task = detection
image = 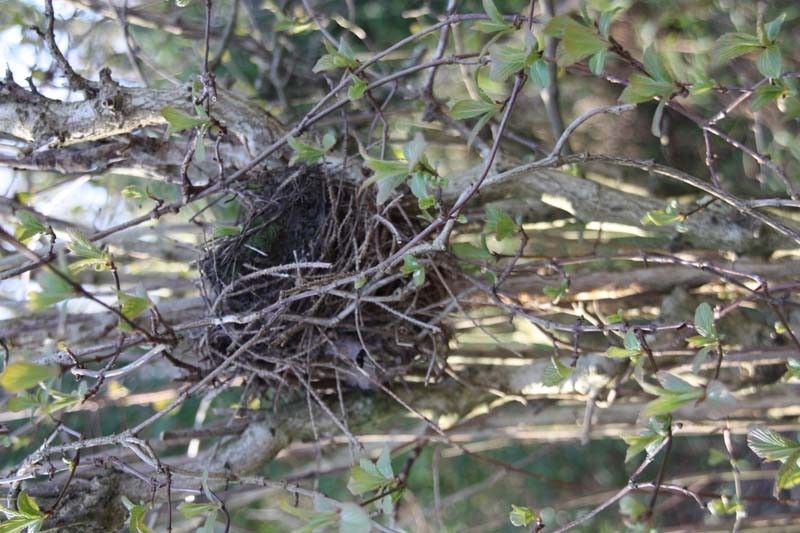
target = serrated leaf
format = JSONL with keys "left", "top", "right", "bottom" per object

{"left": 161, "top": 106, "right": 207, "bottom": 134}
{"left": 641, "top": 391, "right": 699, "bottom": 417}
{"left": 360, "top": 158, "right": 408, "bottom": 204}
{"left": 68, "top": 231, "right": 103, "bottom": 261}
{"left": 776, "top": 449, "right": 800, "bottom": 489}
{"left": 1, "top": 362, "right": 59, "bottom": 393}
{"left": 620, "top": 73, "right": 675, "bottom": 103}
{"left": 757, "top": 45, "right": 782, "bottom": 79}
{"left": 449, "top": 99, "right": 498, "bottom": 119}
{"left": 482, "top": 0, "right": 507, "bottom": 27}
{"left": 490, "top": 45, "right": 528, "bottom": 82}
{"left": 747, "top": 427, "right": 800, "bottom": 462}
{"left": 714, "top": 33, "right": 762, "bottom": 64}
{"left": 347, "top": 464, "right": 389, "bottom": 495}
{"left": 559, "top": 23, "right": 606, "bottom": 66}
{"left": 14, "top": 212, "right": 47, "bottom": 243}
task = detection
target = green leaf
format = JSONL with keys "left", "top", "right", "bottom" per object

{"left": 598, "top": 7, "right": 625, "bottom": 38}
{"left": 177, "top": 502, "right": 218, "bottom": 519}
{"left": 558, "top": 23, "right": 607, "bottom": 66}
{"left": 175, "top": 0, "right": 192, "bottom": 6}
{"left": 312, "top": 41, "right": 358, "bottom": 72}
{"left": 619, "top": 495, "right": 648, "bottom": 520}
{"left": 641, "top": 391, "right": 700, "bottom": 417}
{"left": 643, "top": 45, "right": 672, "bottom": 83}
{"left": 747, "top": 427, "right": 800, "bottom": 462}
{"left": 529, "top": 58, "right": 550, "bottom": 88}
{"left": 401, "top": 254, "right": 425, "bottom": 287}
{"left": 450, "top": 242, "right": 491, "bottom": 261}
{"left": 0, "top": 516, "right": 42, "bottom": 533}
{"left": 509, "top": 505, "right": 540, "bottom": 527}
{"left": 161, "top": 106, "right": 207, "bottom": 135}
{"left": 15, "top": 491, "right": 42, "bottom": 519}
{"left": 68, "top": 231, "right": 109, "bottom": 272}
{"left": 713, "top": 33, "right": 762, "bottom": 63}
{"left": 703, "top": 380, "right": 737, "bottom": 419}
{"left": 786, "top": 357, "right": 800, "bottom": 379}
{"left": 757, "top": 45, "right": 782, "bottom": 79}
{"left": 606, "top": 346, "right": 641, "bottom": 358}
{"left": 694, "top": 303, "right": 716, "bottom": 339}
{"left": 623, "top": 417, "right": 670, "bottom": 463}
{"left": 213, "top": 224, "right": 243, "bottom": 238}
{"left": 403, "top": 133, "right": 427, "bottom": 172}
{"left": 348, "top": 76, "right": 368, "bottom": 100}
{"left": 484, "top": 206, "right": 516, "bottom": 241}
{"left": 490, "top": 45, "right": 528, "bottom": 82}
{"left": 118, "top": 292, "right": 150, "bottom": 322}
{"left": 339, "top": 503, "right": 372, "bottom": 533}
{"left": 641, "top": 200, "right": 684, "bottom": 226}
{"left": 1, "top": 362, "right": 59, "bottom": 392}
{"left": 542, "top": 355, "right": 573, "bottom": 386}
{"left": 764, "top": 13, "right": 786, "bottom": 42}
{"left": 588, "top": 47, "right": 607, "bottom": 75}
{"left": 623, "top": 330, "right": 641, "bottom": 351}
{"left": 751, "top": 82, "right": 787, "bottom": 110}
{"left": 121, "top": 497, "right": 155, "bottom": 533}
{"left": 347, "top": 462, "right": 390, "bottom": 495}
{"left": 776, "top": 449, "right": 800, "bottom": 489}
{"left": 449, "top": 99, "right": 498, "bottom": 120}
{"left": 707, "top": 495, "right": 743, "bottom": 516}
{"left": 376, "top": 446, "right": 394, "bottom": 478}
{"left": 360, "top": 158, "right": 409, "bottom": 204}
{"left": 543, "top": 279, "right": 569, "bottom": 304}
{"left": 287, "top": 136, "right": 328, "bottom": 166}
{"left": 14, "top": 212, "right": 47, "bottom": 243}
{"left": 620, "top": 73, "right": 675, "bottom": 103}
{"left": 468, "top": 110, "right": 497, "bottom": 148}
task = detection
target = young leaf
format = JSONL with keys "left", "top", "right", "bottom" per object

{"left": 348, "top": 76, "right": 368, "bottom": 100}
{"left": 161, "top": 106, "right": 207, "bottom": 135}
{"left": 312, "top": 41, "right": 358, "bottom": 73}
{"left": 489, "top": 45, "right": 528, "bottom": 82}
{"left": 509, "top": 505, "right": 540, "bottom": 527}
{"left": 15, "top": 491, "right": 42, "bottom": 519}
{"left": 713, "top": 33, "right": 761, "bottom": 64}
{"left": 449, "top": 99, "right": 498, "bottom": 120}
{"left": 0, "top": 362, "right": 58, "bottom": 393}
{"left": 620, "top": 73, "right": 675, "bottom": 103}
{"left": 751, "top": 82, "right": 787, "bottom": 110}
{"left": 588, "top": 47, "right": 607, "bottom": 75}
{"left": 747, "top": 427, "right": 800, "bottom": 462}
{"left": 484, "top": 206, "right": 516, "bottom": 241}
{"left": 543, "top": 279, "right": 569, "bottom": 304}
{"left": 376, "top": 446, "right": 394, "bottom": 479}
{"left": 121, "top": 497, "right": 155, "bottom": 533}
{"left": 559, "top": 23, "right": 606, "bottom": 66}
{"left": 287, "top": 136, "right": 328, "bottom": 165}
{"left": 542, "top": 355, "right": 573, "bottom": 386}
{"left": 450, "top": 242, "right": 491, "bottom": 261}
{"left": 360, "top": 158, "right": 408, "bottom": 204}
{"left": 477, "top": 0, "right": 512, "bottom": 33}
{"left": 14, "top": 212, "right": 47, "bottom": 243}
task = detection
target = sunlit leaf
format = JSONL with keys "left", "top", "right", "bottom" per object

{"left": 1, "top": 363, "right": 59, "bottom": 393}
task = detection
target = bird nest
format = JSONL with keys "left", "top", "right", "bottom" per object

{"left": 197, "top": 164, "right": 454, "bottom": 395}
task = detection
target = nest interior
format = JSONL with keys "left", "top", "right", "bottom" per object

{"left": 197, "top": 164, "right": 454, "bottom": 395}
